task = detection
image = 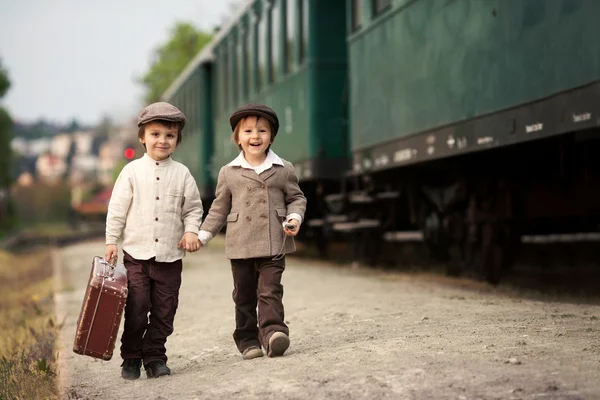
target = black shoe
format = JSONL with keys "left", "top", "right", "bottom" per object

{"left": 145, "top": 360, "right": 171, "bottom": 378}
{"left": 120, "top": 358, "right": 142, "bottom": 380}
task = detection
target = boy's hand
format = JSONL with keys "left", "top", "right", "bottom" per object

{"left": 178, "top": 232, "right": 201, "bottom": 252}
{"left": 283, "top": 219, "right": 300, "bottom": 237}
{"left": 105, "top": 245, "right": 118, "bottom": 264}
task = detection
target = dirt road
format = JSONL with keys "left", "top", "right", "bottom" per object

{"left": 54, "top": 237, "right": 599, "bottom": 400}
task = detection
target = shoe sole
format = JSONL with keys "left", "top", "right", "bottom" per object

{"left": 267, "top": 333, "right": 290, "bottom": 357}
{"left": 146, "top": 370, "right": 170, "bottom": 379}
{"left": 242, "top": 349, "right": 264, "bottom": 360}
{"left": 121, "top": 373, "right": 140, "bottom": 380}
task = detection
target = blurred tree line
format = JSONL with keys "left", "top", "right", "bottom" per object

{"left": 139, "top": 22, "right": 213, "bottom": 104}
{"left": 0, "top": 59, "right": 15, "bottom": 237}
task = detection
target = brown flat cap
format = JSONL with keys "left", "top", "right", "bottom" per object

{"left": 137, "top": 102, "right": 186, "bottom": 128}
{"left": 230, "top": 104, "right": 279, "bottom": 135}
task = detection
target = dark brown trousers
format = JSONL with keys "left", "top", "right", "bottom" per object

{"left": 120, "top": 251, "right": 182, "bottom": 365}
{"left": 230, "top": 256, "right": 288, "bottom": 354}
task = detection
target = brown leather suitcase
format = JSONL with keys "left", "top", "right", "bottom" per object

{"left": 73, "top": 256, "right": 128, "bottom": 360}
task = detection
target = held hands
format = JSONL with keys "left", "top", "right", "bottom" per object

{"left": 105, "top": 244, "right": 118, "bottom": 264}
{"left": 283, "top": 219, "right": 301, "bottom": 237}
{"left": 178, "top": 232, "right": 202, "bottom": 253}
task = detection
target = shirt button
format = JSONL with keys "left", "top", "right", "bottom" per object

{"left": 156, "top": 163, "right": 159, "bottom": 166}
{"left": 156, "top": 177, "right": 160, "bottom": 181}
{"left": 155, "top": 217, "right": 158, "bottom": 221}
{"left": 245, "top": 216, "right": 251, "bottom": 222}
{"left": 156, "top": 196, "right": 159, "bottom": 200}
{"left": 155, "top": 239, "right": 159, "bottom": 242}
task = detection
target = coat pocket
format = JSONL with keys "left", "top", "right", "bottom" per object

{"left": 275, "top": 208, "right": 286, "bottom": 221}
{"left": 227, "top": 212, "right": 239, "bottom": 222}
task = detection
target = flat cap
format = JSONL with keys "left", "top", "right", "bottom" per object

{"left": 137, "top": 102, "right": 186, "bottom": 128}
{"left": 230, "top": 104, "right": 279, "bottom": 135}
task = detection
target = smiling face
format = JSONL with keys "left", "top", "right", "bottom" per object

{"left": 234, "top": 116, "right": 273, "bottom": 164}
{"left": 139, "top": 122, "right": 179, "bottom": 161}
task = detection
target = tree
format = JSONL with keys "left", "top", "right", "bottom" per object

{"left": 139, "top": 22, "right": 213, "bottom": 104}
{"left": 0, "top": 59, "right": 15, "bottom": 235}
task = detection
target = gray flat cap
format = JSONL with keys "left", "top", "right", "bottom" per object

{"left": 230, "top": 103, "right": 279, "bottom": 136}
{"left": 137, "top": 102, "right": 186, "bottom": 128}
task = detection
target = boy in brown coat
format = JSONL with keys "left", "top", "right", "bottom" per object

{"left": 199, "top": 104, "right": 307, "bottom": 360}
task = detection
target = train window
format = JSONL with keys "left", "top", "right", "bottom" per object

{"left": 285, "top": 0, "right": 294, "bottom": 74}
{"left": 258, "top": 14, "right": 267, "bottom": 90}
{"left": 372, "top": 0, "right": 391, "bottom": 17}
{"left": 230, "top": 37, "right": 238, "bottom": 105}
{"left": 215, "top": 48, "right": 221, "bottom": 115}
{"left": 223, "top": 47, "right": 229, "bottom": 111}
{"left": 298, "top": 0, "right": 308, "bottom": 64}
{"left": 271, "top": 0, "right": 280, "bottom": 83}
{"left": 239, "top": 27, "right": 248, "bottom": 99}
{"left": 351, "top": 0, "right": 362, "bottom": 31}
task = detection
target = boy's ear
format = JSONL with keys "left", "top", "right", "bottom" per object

{"left": 139, "top": 137, "right": 144, "bottom": 144}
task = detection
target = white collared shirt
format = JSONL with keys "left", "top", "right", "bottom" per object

{"left": 106, "top": 153, "right": 203, "bottom": 262}
{"left": 198, "top": 150, "right": 302, "bottom": 245}
{"left": 228, "top": 149, "right": 284, "bottom": 175}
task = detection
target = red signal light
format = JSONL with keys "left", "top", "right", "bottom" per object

{"left": 124, "top": 148, "right": 135, "bottom": 160}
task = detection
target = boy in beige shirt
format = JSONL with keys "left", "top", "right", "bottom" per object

{"left": 105, "top": 102, "right": 203, "bottom": 380}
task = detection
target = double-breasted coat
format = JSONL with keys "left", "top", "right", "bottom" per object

{"left": 200, "top": 159, "right": 307, "bottom": 259}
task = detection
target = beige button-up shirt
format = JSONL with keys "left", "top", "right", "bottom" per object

{"left": 106, "top": 153, "right": 203, "bottom": 262}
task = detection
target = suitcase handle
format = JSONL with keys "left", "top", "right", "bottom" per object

{"left": 98, "top": 257, "right": 117, "bottom": 281}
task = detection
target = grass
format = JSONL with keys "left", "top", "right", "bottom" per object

{"left": 0, "top": 249, "right": 59, "bottom": 400}
{"left": 18, "top": 222, "right": 73, "bottom": 237}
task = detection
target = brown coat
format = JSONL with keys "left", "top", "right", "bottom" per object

{"left": 200, "top": 160, "right": 307, "bottom": 259}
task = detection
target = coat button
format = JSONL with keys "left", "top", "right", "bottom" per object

{"left": 261, "top": 184, "right": 266, "bottom": 189}
{"left": 245, "top": 216, "right": 251, "bottom": 221}
{"left": 246, "top": 186, "right": 251, "bottom": 191}
{"left": 245, "top": 200, "right": 250, "bottom": 206}
{"left": 260, "top": 214, "right": 267, "bottom": 219}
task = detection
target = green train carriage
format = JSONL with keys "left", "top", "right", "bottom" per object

{"left": 333, "top": 0, "right": 600, "bottom": 283}
{"left": 209, "top": 0, "right": 349, "bottom": 222}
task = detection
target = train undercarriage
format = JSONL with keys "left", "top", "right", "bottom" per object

{"left": 303, "top": 129, "right": 600, "bottom": 284}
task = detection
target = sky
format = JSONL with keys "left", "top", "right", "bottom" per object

{"left": 0, "top": 0, "right": 235, "bottom": 126}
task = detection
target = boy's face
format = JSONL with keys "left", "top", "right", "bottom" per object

{"left": 140, "top": 122, "right": 178, "bottom": 161}
{"left": 237, "top": 116, "right": 272, "bottom": 158}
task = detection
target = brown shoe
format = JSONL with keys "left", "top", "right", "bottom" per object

{"left": 267, "top": 332, "right": 290, "bottom": 357}
{"left": 242, "top": 346, "right": 264, "bottom": 360}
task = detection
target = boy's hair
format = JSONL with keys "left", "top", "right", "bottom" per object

{"left": 138, "top": 120, "right": 183, "bottom": 147}
{"left": 231, "top": 116, "right": 276, "bottom": 153}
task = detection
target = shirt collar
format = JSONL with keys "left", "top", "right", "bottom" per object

{"left": 228, "top": 150, "right": 284, "bottom": 169}
{"left": 143, "top": 152, "right": 172, "bottom": 166}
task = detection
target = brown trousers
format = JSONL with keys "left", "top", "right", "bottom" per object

{"left": 230, "top": 256, "right": 288, "bottom": 354}
{"left": 120, "top": 251, "right": 182, "bottom": 365}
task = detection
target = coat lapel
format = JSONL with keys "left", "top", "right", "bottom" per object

{"left": 259, "top": 168, "right": 277, "bottom": 182}
{"left": 241, "top": 169, "right": 264, "bottom": 183}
